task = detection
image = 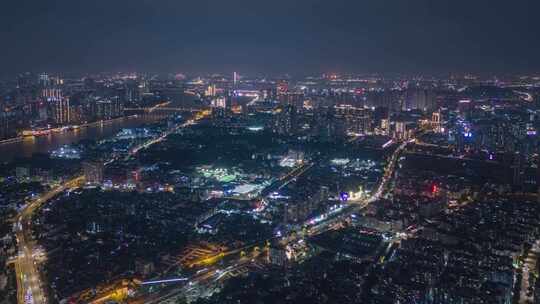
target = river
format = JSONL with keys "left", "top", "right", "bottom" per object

{"left": 0, "top": 115, "right": 159, "bottom": 163}
{"left": 0, "top": 92, "right": 201, "bottom": 163}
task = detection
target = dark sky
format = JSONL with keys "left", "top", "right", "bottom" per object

{"left": 1, "top": 0, "right": 539, "bottom": 76}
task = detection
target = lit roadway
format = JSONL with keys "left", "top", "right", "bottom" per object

{"left": 129, "top": 118, "right": 197, "bottom": 156}
{"left": 14, "top": 111, "right": 208, "bottom": 304}
{"left": 14, "top": 176, "right": 85, "bottom": 304}
{"left": 141, "top": 250, "right": 266, "bottom": 304}
{"left": 519, "top": 239, "right": 540, "bottom": 304}
{"left": 123, "top": 101, "right": 171, "bottom": 113}
{"left": 124, "top": 101, "right": 205, "bottom": 114}
{"left": 367, "top": 140, "right": 409, "bottom": 203}
{"left": 305, "top": 139, "right": 410, "bottom": 236}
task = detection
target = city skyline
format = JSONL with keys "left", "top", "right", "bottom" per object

{"left": 0, "top": 65, "right": 540, "bottom": 304}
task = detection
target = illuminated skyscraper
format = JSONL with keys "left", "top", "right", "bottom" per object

{"left": 432, "top": 111, "right": 442, "bottom": 133}
{"left": 205, "top": 84, "right": 217, "bottom": 97}
{"left": 380, "top": 119, "right": 390, "bottom": 135}
{"left": 211, "top": 97, "right": 227, "bottom": 109}
{"left": 43, "top": 89, "right": 70, "bottom": 125}
{"left": 42, "top": 88, "right": 62, "bottom": 100}
{"left": 394, "top": 121, "right": 408, "bottom": 140}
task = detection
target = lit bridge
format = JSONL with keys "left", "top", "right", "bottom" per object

{"left": 124, "top": 107, "right": 206, "bottom": 118}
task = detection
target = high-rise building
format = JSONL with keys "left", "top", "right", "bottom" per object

{"left": 125, "top": 80, "right": 143, "bottom": 103}
{"left": 16, "top": 166, "right": 30, "bottom": 180}
{"left": 205, "top": 84, "right": 217, "bottom": 97}
{"left": 432, "top": 111, "right": 442, "bottom": 133}
{"left": 312, "top": 107, "right": 347, "bottom": 141}
{"left": 94, "top": 98, "right": 123, "bottom": 120}
{"left": 53, "top": 98, "right": 70, "bottom": 125}
{"left": 334, "top": 105, "right": 373, "bottom": 135}
{"left": 38, "top": 73, "right": 50, "bottom": 87}
{"left": 0, "top": 111, "right": 14, "bottom": 140}
{"left": 277, "top": 80, "right": 289, "bottom": 97}
{"left": 42, "top": 88, "right": 70, "bottom": 124}
{"left": 278, "top": 92, "right": 305, "bottom": 110}
{"left": 211, "top": 97, "right": 227, "bottom": 109}
{"left": 83, "top": 161, "right": 104, "bottom": 184}
{"left": 273, "top": 105, "right": 297, "bottom": 136}
{"left": 17, "top": 72, "right": 36, "bottom": 89}
{"left": 68, "top": 100, "right": 84, "bottom": 124}
{"left": 512, "top": 152, "right": 524, "bottom": 188}
{"left": 534, "top": 92, "right": 540, "bottom": 109}
{"left": 366, "top": 89, "right": 402, "bottom": 111}
{"left": 394, "top": 121, "right": 408, "bottom": 140}
{"left": 42, "top": 88, "right": 63, "bottom": 101}
{"left": 403, "top": 88, "right": 436, "bottom": 111}
{"left": 537, "top": 155, "right": 540, "bottom": 203}
{"left": 268, "top": 244, "right": 288, "bottom": 267}
{"left": 380, "top": 119, "right": 390, "bottom": 135}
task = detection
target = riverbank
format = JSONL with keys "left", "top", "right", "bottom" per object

{"left": 0, "top": 137, "right": 24, "bottom": 146}
{"left": 21, "top": 115, "right": 139, "bottom": 137}
{"left": 0, "top": 115, "right": 155, "bottom": 163}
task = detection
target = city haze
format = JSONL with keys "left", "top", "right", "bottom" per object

{"left": 1, "top": 0, "right": 540, "bottom": 76}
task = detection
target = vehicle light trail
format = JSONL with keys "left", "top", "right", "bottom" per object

{"left": 141, "top": 278, "right": 188, "bottom": 285}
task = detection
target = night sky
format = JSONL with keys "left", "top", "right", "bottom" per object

{"left": 1, "top": 0, "right": 539, "bottom": 76}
